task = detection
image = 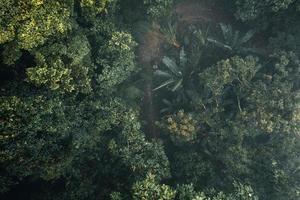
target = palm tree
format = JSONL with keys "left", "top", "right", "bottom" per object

{"left": 153, "top": 48, "right": 187, "bottom": 92}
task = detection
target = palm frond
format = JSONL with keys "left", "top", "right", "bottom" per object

{"left": 207, "top": 38, "right": 233, "bottom": 51}
{"left": 162, "top": 99, "right": 172, "bottom": 106}
{"left": 232, "top": 30, "right": 240, "bottom": 47}
{"left": 240, "top": 30, "right": 255, "bottom": 44}
{"left": 160, "top": 21, "right": 180, "bottom": 48}
{"left": 153, "top": 79, "right": 175, "bottom": 91}
{"left": 154, "top": 70, "right": 172, "bottom": 78}
{"left": 162, "top": 56, "right": 182, "bottom": 76}
{"left": 220, "top": 23, "right": 232, "bottom": 42}
{"left": 171, "top": 79, "right": 183, "bottom": 91}
{"left": 179, "top": 48, "right": 187, "bottom": 67}
{"left": 209, "top": 23, "right": 256, "bottom": 54}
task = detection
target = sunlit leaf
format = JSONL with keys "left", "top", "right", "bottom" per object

{"left": 240, "top": 30, "right": 255, "bottom": 44}
{"left": 179, "top": 48, "right": 187, "bottom": 67}
{"left": 154, "top": 70, "right": 172, "bottom": 78}
{"left": 171, "top": 79, "right": 183, "bottom": 91}
{"left": 207, "top": 38, "right": 233, "bottom": 51}
{"left": 153, "top": 79, "right": 175, "bottom": 91}
{"left": 162, "top": 56, "right": 181, "bottom": 76}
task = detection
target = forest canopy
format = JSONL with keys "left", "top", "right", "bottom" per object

{"left": 0, "top": 0, "right": 300, "bottom": 199}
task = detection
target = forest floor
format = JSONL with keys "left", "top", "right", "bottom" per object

{"left": 175, "top": 0, "right": 231, "bottom": 24}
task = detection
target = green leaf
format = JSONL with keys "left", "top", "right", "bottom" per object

{"left": 171, "top": 79, "right": 183, "bottom": 92}
{"left": 154, "top": 70, "right": 172, "bottom": 78}
{"left": 160, "top": 108, "right": 171, "bottom": 113}
{"left": 153, "top": 79, "right": 175, "bottom": 91}
{"left": 162, "top": 99, "right": 172, "bottom": 106}
{"left": 240, "top": 30, "right": 255, "bottom": 44}
{"left": 220, "top": 23, "right": 232, "bottom": 42}
{"left": 232, "top": 30, "right": 240, "bottom": 47}
{"left": 162, "top": 56, "right": 181, "bottom": 76}
{"left": 207, "top": 38, "right": 233, "bottom": 51}
{"left": 180, "top": 48, "right": 187, "bottom": 67}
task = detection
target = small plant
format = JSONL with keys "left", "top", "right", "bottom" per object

{"left": 154, "top": 25, "right": 210, "bottom": 94}
{"left": 153, "top": 48, "right": 186, "bottom": 91}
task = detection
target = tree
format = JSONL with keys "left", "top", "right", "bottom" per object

{"left": 0, "top": 0, "right": 72, "bottom": 50}
{"left": 132, "top": 173, "right": 176, "bottom": 200}
{"left": 143, "top": 0, "right": 174, "bottom": 20}
{"left": 26, "top": 32, "right": 92, "bottom": 93}
{"left": 234, "top": 0, "right": 296, "bottom": 21}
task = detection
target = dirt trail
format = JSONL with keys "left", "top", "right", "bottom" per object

{"left": 138, "top": 26, "right": 163, "bottom": 64}
{"left": 138, "top": 26, "right": 162, "bottom": 138}
{"left": 138, "top": 0, "right": 230, "bottom": 138}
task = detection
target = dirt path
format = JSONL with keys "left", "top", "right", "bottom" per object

{"left": 175, "top": 0, "right": 230, "bottom": 24}
{"left": 138, "top": 26, "right": 163, "bottom": 138}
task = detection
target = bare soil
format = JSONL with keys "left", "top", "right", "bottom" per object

{"left": 138, "top": 26, "right": 163, "bottom": 64}
{"left": 176, "top": 0, "right": 224, "bottom": 24}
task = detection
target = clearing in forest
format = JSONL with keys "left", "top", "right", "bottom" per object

{"left": 138, "top": 0, "right": 232, "bottom": 138}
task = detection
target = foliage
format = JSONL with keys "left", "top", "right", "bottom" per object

{"left": 80, "top": 0, "right": 112, "bottom": 17}
{"left": 1, "top": 0, "right": 300, "bottom": 199}
{"left": 234, "top": 0, "right": 296, "bottom": 21}
{"left": 207, "top": 23, "right": 256, "bottom": 55}
{"left": 132, "top": 180, "right": 259, "bottom": 200}
{"left": 1, "top": 43, "right": 22, "bottom": 66}
{"left": 175, "top": 184, "right": 207, "bottom": 200}
{"left": 160, "top": 21, "right": 180, "bottom": 48}
{"left": 132, "top": 173, "right": 176, "bottom": 200}
{"left": 52, "top": 100, "right": 170, "bottom": 199}
{"left": 143, "top": 0, "right": 174, "bottom": 20}
{"left": 199, "top": 56, "right": 260, "bottom": 98}
{"left": 26, "top": 55, "right": 74, "bottom": 92}
{"left": 0, "top": 0, "right": 72, "bottom": 50}
{"left": 0, "top": 90, "right": 73, "bottom": 186}
{"left": 26, "top": 33, "right": 92, "bottom": 93}
{"left": 153, "top": 25, "right": 211, "bottom": 113}
{"left": 154, "top": 49, "right": 186, "bottom": 92}
{"left": 0, "top": 1, "right": 142, "bottom": 198}
{"left": 177, "top": 182, "right": 258, "bottom": 200}
{"left": 96, "top": 31, "right": 138, "bottom": 91}
{"left": 158, "top": 110, "right": 197, "bottom": 142}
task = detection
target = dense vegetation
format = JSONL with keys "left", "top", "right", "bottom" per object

{"left": 0, "top": 0, "right": 299, "bottom": 199}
